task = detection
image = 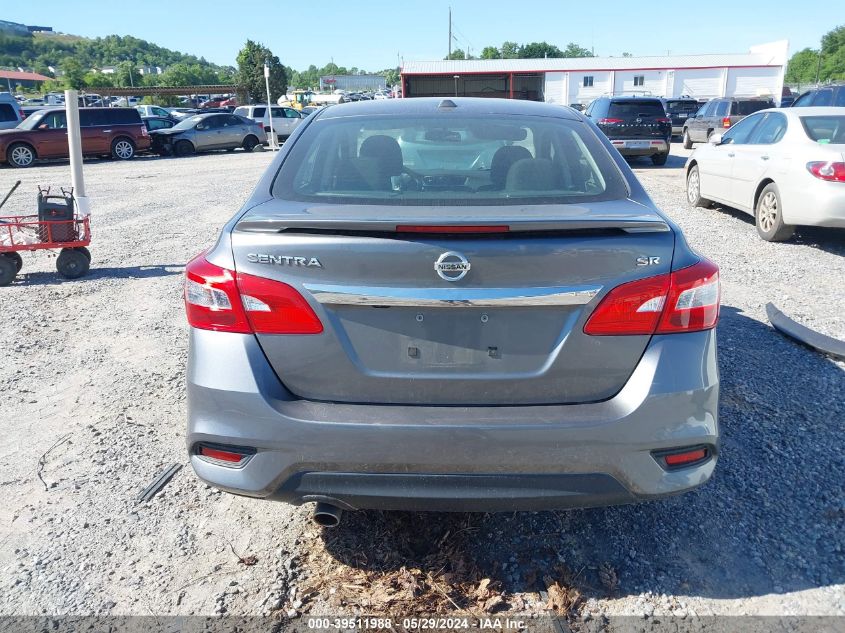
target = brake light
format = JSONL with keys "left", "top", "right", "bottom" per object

{"left": 584, "top": 258, "right": 719, "bottom": 336}
{"left": 19, "top": 108, "right": 25, "bottom": 120}
{"left": 396, "top": 225, "right": 509, "bottom": 233}
{"left": 722, "top": 117, "right": 731, "bottom": 128}
{"left": 598, "top": 118, "right": 623, "bottom": 124}
{"left": 656, "top": 117, "right": 671, "bottom": 123}
{"left": 806, "top": 161, "right": 845, "bottom": 182}
{"left": 184, "top": 253, "right": 323, "bottom": 334}
{"left": 140, "top": 125, "right": 149, "bottom": 137}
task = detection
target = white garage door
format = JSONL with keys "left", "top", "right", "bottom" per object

{"left": 726, "top": 67, "right": 780, "bottom": 98}
{"left": 674, "top": 69, "right": 722, "bottom": 99}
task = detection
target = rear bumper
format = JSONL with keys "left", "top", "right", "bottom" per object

{"left": 609, "top": 139, "right": 670, "bottom": 156}
{"left": 186, "top": 328, "right": 719, "bottom": 511}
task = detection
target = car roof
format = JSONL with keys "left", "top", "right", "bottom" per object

{"left": 314, "top": 97, "right": 582, "bottom": 121}
{"left": 779, "top": 106, "right": 845, "bottom": 116}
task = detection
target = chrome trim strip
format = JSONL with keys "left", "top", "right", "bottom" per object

{"left": 304, "top": 284, "right": 601, "bottom": 307}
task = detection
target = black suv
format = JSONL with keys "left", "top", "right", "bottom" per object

{"left": 660, "top": 97, "right": 700, "bottom": 136}
{"left": 584, "top": 96, "right": 671, "bottom": 165}
{"left": 791, "top": 84, "right": 845, "bottom": 107}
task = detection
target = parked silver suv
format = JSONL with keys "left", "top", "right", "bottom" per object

{"left": 0, "top": 92, "right": 25, "bottom": 130}
{"left": 185, "top": 98, "right": 720, "bottom": 526}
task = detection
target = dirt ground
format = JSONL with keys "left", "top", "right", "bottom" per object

{"left": 0, "top": 147, "right": 842, "bottom": 630}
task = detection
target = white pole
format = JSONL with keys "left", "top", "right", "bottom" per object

{"left": 264, "top": 60, "right": 277, "bottom": 151}
{"left": 64, "top": 89, "right": 90, "bottom": 217}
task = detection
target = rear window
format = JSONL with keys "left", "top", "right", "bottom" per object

{"left": 0, "top": 103, "right": 17, "bottom": 122}
{"left": 80, "top": 109, "right": 141, "bottom": 126}
{"left": 800, "top": 116, "right": 845, "bottom": 144}
{"left": 272, "top": 114, "right": 628, "bottom": 206}
{"left": 664, "top": 100, "right": 698, "bottom": 113}
{"left": 607, "top": 100, "right": 665, "bottom": 119}
{"left": 735, "top": 100, "right": 773, "bottom": 116}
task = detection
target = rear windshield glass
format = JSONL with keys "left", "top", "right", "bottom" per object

{"left": 607, "top": 100, "right": 665, "bottom": 119}
{"left": 272, "top": 114, "right": 628, "bottom": 206}
{"left": 800, "top": 116, "right": 845, "bottom": 144}
{"left": 664, "top": 100, "right": 698, "bottom": 113}
{"left": 735, "top": 100, "right": 773, "bottom": 116}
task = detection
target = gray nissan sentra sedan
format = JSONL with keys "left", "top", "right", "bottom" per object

{"left": 185, "top": 97, "right": 720, "bottom": 527}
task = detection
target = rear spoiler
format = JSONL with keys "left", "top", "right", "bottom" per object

{"left": 235, "top": 216, "right": 671, "bottom": 234}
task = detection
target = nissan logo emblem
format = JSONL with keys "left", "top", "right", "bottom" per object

{"left": 434, "top": 251, "right": 471, "bottom": 282}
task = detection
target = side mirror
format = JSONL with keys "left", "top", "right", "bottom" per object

{"left": 709, "top": 133, "right": 723, "bottom": 145}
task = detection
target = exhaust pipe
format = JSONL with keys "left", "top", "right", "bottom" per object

{"left": 313, "top": 502, "right": 343, "bottom": 527}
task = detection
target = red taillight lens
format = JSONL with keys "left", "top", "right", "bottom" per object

{"left": 806, "top": 161, "right": 845, "bottom": 182}
{"left": 184, "top": 253, "right": 323, "bottom": 335}
{"left": 598, "top": 118, "right": 623, "bottom": 124}
{"left": 237, "top": 272, "right": 323, "bottom": 334}
{"left": 656, "top": 258, "right": 720, "bottom": 333}
{"left": 19, "top": 108, "right": 25, "bottom": 120}
{"left": 584, "top": 259, "right": 720, "bottom": 336}
{"left": 722, "top": 117, "right": 731, "bottom": 128}
{"left": 656, "top": 117, "right": 671, "bottom": 123}
{"left": 583, "top": 274, "right": 670, "bottom": 335}
{"left": 185, "top": 253, "right": 251, "bottom": 333}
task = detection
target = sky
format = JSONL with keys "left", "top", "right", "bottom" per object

{"left": 4, "top": 1, "right": 832, "bottom": 71}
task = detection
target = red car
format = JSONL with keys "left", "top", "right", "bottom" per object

{"left": 0, "top": 107, "right": 150, "bottom": 168}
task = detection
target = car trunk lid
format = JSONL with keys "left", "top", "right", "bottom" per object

{"left": 231, "top": 199, "right": 675, "bottom": 405}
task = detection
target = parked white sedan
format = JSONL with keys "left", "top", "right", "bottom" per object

{"left": 685, "top": 106, "right": 845, "bottom": 241}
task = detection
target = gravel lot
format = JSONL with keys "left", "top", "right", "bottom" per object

{"left": 0, "top": 146, "right": 842, "bottom": 629}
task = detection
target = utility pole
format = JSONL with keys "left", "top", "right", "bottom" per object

{"left": 448, "top": 7, "right": 452, "bottom": 58}
{"left": 815, "top": 49, "right": 822, "bottom": 85}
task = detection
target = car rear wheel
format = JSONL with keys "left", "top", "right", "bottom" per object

{"left": 651, "top": 152, "right": 668, "bottom": 166}
{"left": 755, "top": 183, "right": 794, "bottom": 242}
{"left": 686, "top": 165, "right": 712, "bottom": 208}
{"left": 682, "top": 130, "right": 693, "bottom": 150}
{"left": 111, "top": 137, "right": 136, "bottom": 160}
{"left": 56, "top": 248, "right": 90, "bottom": 279}
{"left": 242, "top": 135, "right": 259, "bottom": 151}
{"left": 175, "top": 140, "right": 195, "bottom": 156}
{"left": 0, "top": 255, "right": 16, "bottom": 286}
{"left": 7, "top": 143, "right": 35, "bottom": 168}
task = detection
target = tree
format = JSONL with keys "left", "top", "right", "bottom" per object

{"left": 820, "top": 24, "right": 845, "bottom": 81}
{"left": 500, "top": 41, "right": 520, "bottom": 59}
{"left": 519, "top": 42, "right": 564, "bottom": 58}
{"left": 622, "top": 52, "right": 632, "bottom": 58}
{"left": 562, "top": 42, "right": 594, "bottom": 58}
{"left": 480, "top": 46, "right": 500, "bottom": 60}
{"left": 60, "top": 57, "right": 86, "bottom": 89}
{"left": 236, "top": 40, "right": 288, "bottom": 103}
{"left": 785, "top": 48, "right": 821, "bottom": 84}
{"left": 446, "top": 48, "right": 466, "bottom": 60}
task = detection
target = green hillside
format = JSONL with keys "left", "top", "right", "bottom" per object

{"left": 0, "top": 30, "right": 234, "bottom": 83}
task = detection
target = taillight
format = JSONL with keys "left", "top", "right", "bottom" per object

{"left": 722, "top": 117, "right": 731, "bottom": 128}
{"left": 584, "top": 258, "right": 720, "bottom": 336}
{"left": 19, "top": 108, "right": 25, "bottom": 120}
{"left": 656, "top": 117, "right": 671, "bottom": 123}
{"left": 396, "top": 225, "right": 509, "bottom": 233}
{"left": 806, "top": 161, "right": 845, "bottom": 182}
{"left": 184, "top": 253, "right": 323, "bottom": 334}
{"left": 140, "top": 125, "right": 149, "bottom": 137}
{"left": 598, "top": 118, "right": 623, "bottom": 124}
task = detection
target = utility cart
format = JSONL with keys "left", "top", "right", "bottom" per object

{"left": 0, "top": 182, "right": 91, "bottom": 286}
